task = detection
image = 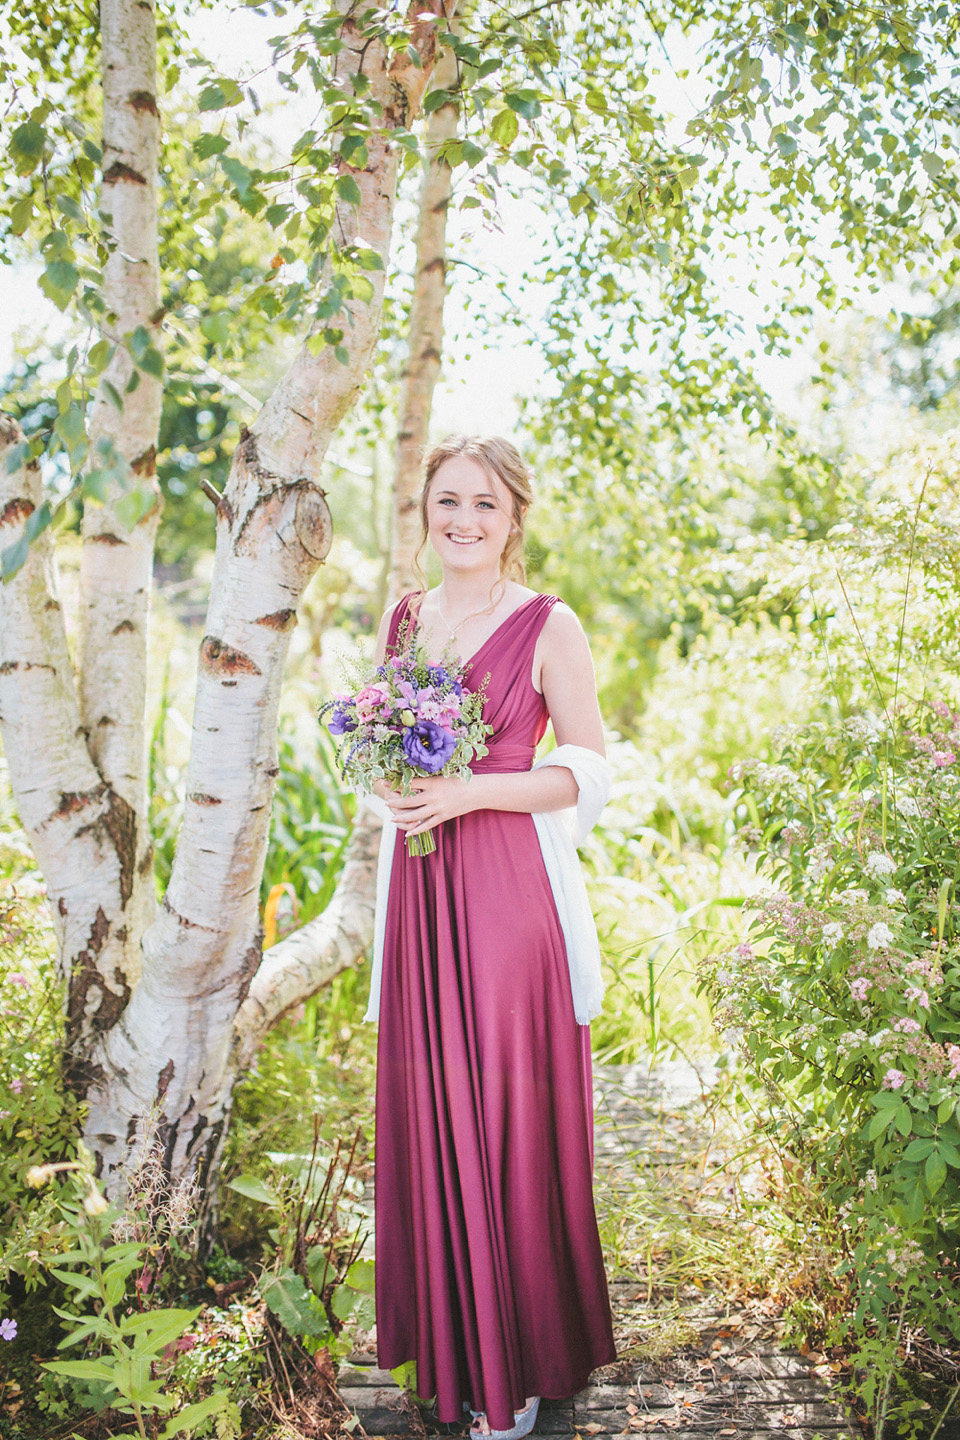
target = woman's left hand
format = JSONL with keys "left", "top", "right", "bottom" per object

{"left": 382, "top": 775, "right": 475, "bottom": 836}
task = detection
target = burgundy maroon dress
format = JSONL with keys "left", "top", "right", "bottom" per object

{"left": 375, "top": 592, "right": 616, "bottom": 1431}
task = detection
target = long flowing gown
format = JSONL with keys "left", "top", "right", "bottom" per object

{"left": 375, "top": 592, "right": 617, "bottom": 1431}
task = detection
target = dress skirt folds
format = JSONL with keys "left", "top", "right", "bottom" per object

{"left": 374, "top": 593, "right": 617, "bottom": 1432}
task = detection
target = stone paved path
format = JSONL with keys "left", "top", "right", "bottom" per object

{"left": 338, "top": 1060, "right": 857, "bottom": 1440}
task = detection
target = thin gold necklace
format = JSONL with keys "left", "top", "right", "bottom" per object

{"left": 435, "top": 580, "right": 505, "bottom": 639}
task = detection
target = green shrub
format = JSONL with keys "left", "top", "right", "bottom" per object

{"left": 703, "top": 698, "right": 960, "bottom": 1431}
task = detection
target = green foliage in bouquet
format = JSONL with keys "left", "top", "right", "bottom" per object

{"left": 702, "top": 699, "right": 960, "bottom": 1425}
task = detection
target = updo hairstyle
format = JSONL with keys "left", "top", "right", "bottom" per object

{"left": 416, "top": 434, "right": 534, "bottom": 585}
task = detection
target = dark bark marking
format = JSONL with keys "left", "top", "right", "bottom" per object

{"left": 97, "top": 714, "right": 116, "bottom": 727}
{"left": 192, "top": 1117, "right": 225, "bottom": 1183}
{"left": 0, "top": 660, "right": 55, "bottom": 677}
{"left": 188, "top": 792, "right": 222, "bottom": 806}
{"left": 0, "top": 497, "right": 34, "bottom": 527}
{"left": 59, "top": 897, "right": 68, "bottom": 917}
{"left": 126, "top": 1115, "right": 138, "bottom": 1144}
{"left": 157, "top": 1116, "right": 180, "bottom": 1174}
{"left": 423, "top": 255, "right": 446, "bottom": 276}
{"left": 87, "top": 532, "right": 124, "bottom": 546}
{"left": 116, "top": 925, "right": 128, "bottom": 943}
{"left": 129, "top": 90, "right": 159, "bottom": 116}
{"left": 44, "top": 598, "right": 60, "bottom": 612}
{"left": 138, "top": 843, "right": 154, "bottom": 877}
{"left": 160, "top": 895, "right": 218, "bottom": 933}
{"left": 66, "top": 908, "right": 132, "bottom": 1065}
{"left": 103, "top": 791, "right": 137, "bottom": 907}
{"left": 55, "top": 788, "right": 99, "bottom": 819}
{"left": 103, "top": 161, "right": 148, "bottom": 186}
{"left": 111, "top": 619, "right": 136, "bottom": 635}
{"left": 200, "top": 636, "right": 261, "bottom": 677}
{"left": 131, "top": 444, "right": 156, "bottom": 475}
{"left": 156, "top": 1058, "right": 175, "bottom": 1105}
{"left": 221, "top": 680, "right": 237, "bottom": 687}
{"left": 236, "top": 938, "right": 262, "bottom": 1005}
{"left": 255, "top": 608, "right": 297, "bottom": 631}
{"left": 294, "top": 484, "right": 333, "bottom": 561}
{"left": 265, "top": 765, "right": 279, "bottom": 779}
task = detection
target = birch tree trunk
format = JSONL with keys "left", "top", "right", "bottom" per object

{"left": 78, "top": 0, "right": 452, "bottom": 1195}
{"left": 390, "top": 44, "right": 460, "bottom": 598}
{"left": 235, "top": 46, "right": 462, "bottom": 1078}
{"left": 77, "top": 0, "right": 165, "bottom": 986}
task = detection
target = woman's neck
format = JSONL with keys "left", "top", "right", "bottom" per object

{"left": 435, "top": 568, "right": 507, "bottom": 615}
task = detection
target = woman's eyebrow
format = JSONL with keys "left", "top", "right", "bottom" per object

{"left": 436, "top": 489, "right": 498, "bottom": 499}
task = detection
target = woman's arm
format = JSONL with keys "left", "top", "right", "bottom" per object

{"left": 384, "top": 603, "right": 604, "bottom": 837}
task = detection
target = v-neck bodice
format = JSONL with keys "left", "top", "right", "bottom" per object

{"left": 387, "top": 591, "right": 560, "bottom": 774}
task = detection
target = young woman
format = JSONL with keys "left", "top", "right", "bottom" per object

{"left": 366, "top": 435, "right": 616, "bottom": 1439}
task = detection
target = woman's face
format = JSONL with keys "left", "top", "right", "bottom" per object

{"left": 426, "top": 455, "right": 514, "bottom": 575}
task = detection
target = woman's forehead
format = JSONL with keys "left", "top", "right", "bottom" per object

{"left": 431, "top": 453, "right": 508, "bottom": 498}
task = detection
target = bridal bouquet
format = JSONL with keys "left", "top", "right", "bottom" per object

{"left": 321, "top": 636, "right": 490, "bottom": 857}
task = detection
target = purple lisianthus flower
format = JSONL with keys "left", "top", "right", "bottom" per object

{"left": 402, "top": 721, "right": 456, "bottom": 773}
{"left": 327, "top": 702, "right": 357, "bottom": 735}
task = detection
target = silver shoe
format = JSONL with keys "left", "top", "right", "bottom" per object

{"left": 469, "top": 1396, "right": 540, "bottom": 1439}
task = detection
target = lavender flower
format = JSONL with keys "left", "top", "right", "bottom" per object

{"left": 0, "top": 1317, "right": 16, "bottom": 1341}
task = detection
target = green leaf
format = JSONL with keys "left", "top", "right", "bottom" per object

{"left": 331, "top": 1285, "right": 357, "bottom": 1320}
{"left": 926, "top": 1149, "right": 948, "bottom": 1196}
{"left": 260, "top": 1269, "right": 330, "bottom": 1339}
{"left": 10, "top": 196, "right": 33, "bottom": 234}
{"left": 10, "top": 120, "right": 46, "bottom": 174}
{"left": 461, "top": 140, "right": 484, "bottom": 168}
{"left": 194, "top": 133, "right": 229, "bottom": 159}
{"left": 940, "top": 1140, "right": 960, "bottom": 1168}
{"left": 335, "top": 174, "right": 363, "bottom": 206}
{"left": 39, "top": 259, "right": 80, "bottom": 311}
{"left": 221, "top": 155, "right": 254, "bottom": 198}
{"left": 354, "top": 248, "right": 384, "bottom": 271}
{"left": 345, "top": 1258, "right": 375, "bottom": 1293}
{"left": 904, "top": 1137, "right": 934, "bottom": 1161}
{"left": 505, "top": 90, "right": 541, "bottom": 121}
{"left": 159, "top": 1393, "right": 230, "bottom": 1439}
{"left": 423, "top": 88, "right": 457, "bottom": 114}
{"left": 56, "top": 194, "right": 84, "bottom": 222}
{"left": 1, "top": 534, "right": 29, "bottom": 582}
{"left": 774, "top": 132, "right": 798, "bottom": 159}
{"left": 490, "top": 108, "right": 519, "bottom": 148}
{"left": 124, "top": 1307, "right": 201, "bottom": 1354}
{"left": 198, "top": 80, "right": 241, "bottom": 112}
{"left": 42, "top": 1359, "right": 119, "bottom": 1385}
{"left": 226, "top": 1174, "right": 282, "bottom": 1207}
{"left": 868, "top": 1109, "right": 893, "bottom": 1141}
{"left": 895, "top": 1104, "right": 913, "bottom": 1137}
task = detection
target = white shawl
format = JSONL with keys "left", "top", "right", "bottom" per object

{"left": 362, "top": 743, "right": 609, "bottom": 1025}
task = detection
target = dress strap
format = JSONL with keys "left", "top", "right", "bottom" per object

{"left": 385, "top": 592, "right": 423, "bottom": 658}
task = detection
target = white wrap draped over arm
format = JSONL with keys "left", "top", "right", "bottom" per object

{"left": 362, "top": 743, "right": 609, "bottom": 1025}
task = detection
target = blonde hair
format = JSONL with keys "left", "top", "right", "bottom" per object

{"left": 415, "top": 434, "right": 534, "bottom": 586}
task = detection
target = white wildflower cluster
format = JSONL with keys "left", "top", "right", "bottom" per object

{"left": 838, "top": 887, "right": 869, "bottom": 905}
{"left": 896, "top": 795, "right": 921, "bottom": 818}
{"left": 836, "top": 1029, "right": 868, "bottom": 1058}
{"left": 885, "top": 1239, "right": 926, "bottom": 1278}
{"left": 884, "top": 888, "right": 906, "bottom": 906}
{"left": 867, "top": 922, "right": 894, "bottom": 951}
{"left": 845, "top": 714, "right": 885, "bottom": 747}
{"left": 795, "top": 1024, "right": 819, "bottom": 1045}
{"left": 865, "top": 851, "right": 896, "bottom": 878}
{"left": 809, "top": 850, "right": 833, "bottom": 882}
{"left": 863, "top": 1169, "right": 878, "bottom": 1191}
{"left": 822, "top": 921, "right": 845, "bottom": 946}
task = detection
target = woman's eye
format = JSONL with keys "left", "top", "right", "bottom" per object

{"left": 476, "top": 501, "right": 494, "bottom": 510}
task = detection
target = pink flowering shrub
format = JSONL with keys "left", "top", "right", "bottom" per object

{"left": 702, "top": 699, "right": 960, "bottom": 1346}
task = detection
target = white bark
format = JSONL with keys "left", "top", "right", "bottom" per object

{"left": 79, "top": 0, "right": 164, "bottom": 981}
{"left": 390, "top": 45, "right": 460, "bottom": 599}
{"left": 81, "top": 0, "right": 455, "bottom": 1192}
{"left": 0, "top": 417, "right": 139, "bottom": 1087}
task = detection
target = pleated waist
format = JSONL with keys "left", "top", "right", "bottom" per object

{"left": 470, "top": 747, "right": 535, "bottom": 774}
